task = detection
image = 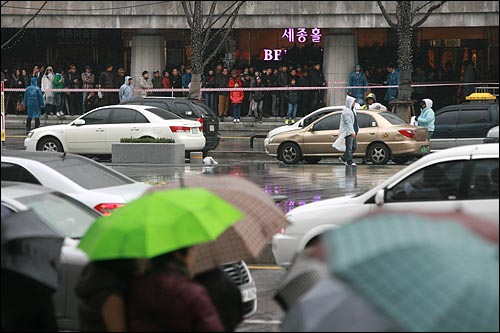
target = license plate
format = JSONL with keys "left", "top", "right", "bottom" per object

{"left": 192, "top": 128, "right": 199, "bottom": 134}
{"left": 209, "top": 125, "right": 215, "bottom": 132}
{"left": 421, "top": 145, "right": 429, "bottom": 153}
{"left": 241, "top": 287, "right": 257, "bottom": 302}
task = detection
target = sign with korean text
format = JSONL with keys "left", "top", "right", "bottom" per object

{"left": 281, "top": 28, "right": 322, "bottom": 43}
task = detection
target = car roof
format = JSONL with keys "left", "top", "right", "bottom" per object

{"left": 93, "top": 104, "right": 161, "bottom": 111}
{"left": 2, "top": 150, "right": 90, "bottom": 163}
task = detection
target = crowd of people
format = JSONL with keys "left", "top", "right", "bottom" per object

{"left": 1, "top": 59, "right": 481, "bottom": 128}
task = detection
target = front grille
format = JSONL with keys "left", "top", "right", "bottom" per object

{"left": 222, "top": 261, "right": 250, "bottom": 286}
{"left": 242, "top": 300, "right": 256, "bottom": 317}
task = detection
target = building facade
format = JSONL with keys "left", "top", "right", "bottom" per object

{"left": 2, "top": 1, "right": 498, "bottom": 104}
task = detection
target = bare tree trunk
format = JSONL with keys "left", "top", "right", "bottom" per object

{"left": 190, "top": 72, "right": 202, "bottom": 99}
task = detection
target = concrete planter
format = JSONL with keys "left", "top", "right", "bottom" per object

{"left": 112, "top": 143, "right": 185, "bottom": 164}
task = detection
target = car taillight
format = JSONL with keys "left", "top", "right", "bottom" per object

{"left": 398, "top": 129, "right": 415, "bottom": 139}
{"left": 170, "top": 126, "right": 192, "bottom": 133}
{"left": 197, "top": 117, "right": 204, "bottom": 131}
{"left": 94, "top": 203, "right": 125, "bottom": 216}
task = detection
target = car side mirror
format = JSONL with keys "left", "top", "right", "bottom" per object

{"left": 375, "top": 189, "right": 385, "bottom": 206}
{"left": 73, "top": 119, "right": 85, "bottom": 126}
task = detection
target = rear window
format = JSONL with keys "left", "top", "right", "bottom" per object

{"left": 17, "top": 192, "right": 98, "bottom": 238}
{"left": 44, "top": 156, "right": 134, "bottom": 189}
{"left": 379, "top": 112, "right": 407, "bottom": 125}
{"left": 145, "top": 107, "right": 181, "bottom": 120}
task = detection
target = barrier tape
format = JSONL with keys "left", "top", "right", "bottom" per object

{"left": 3, "top": 82, "right": 497, "bottom": 93}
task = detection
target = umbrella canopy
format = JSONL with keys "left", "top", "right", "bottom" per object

{"left": 147, "top": 175, "right": 288, "bottom": 274}
{"left": 78, "top": 188, "right": 244, "bottom": 261}
{"left": 281, "top": 276, "right": 398, "bottom": 332}
{"left": 324, "top": 212, "right": 499, "bottom": 332}
{"left": 1, "top": 209, "right": 64, "bottom": 290}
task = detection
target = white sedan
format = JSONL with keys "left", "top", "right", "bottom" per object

{"left": 272, "top": 144, "right": 499, "bottom": 267}
{"left": 1, "top": 150, "right": 152, "bottom": 214}
{"left": 25, "top": 105, "right": 206, "bottom": 154}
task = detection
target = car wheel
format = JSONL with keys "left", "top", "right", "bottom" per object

{"left": 37, "top": 137, "right": 64, "bottom": 152}
{"left": 367, "top": 143, "right": 390, "bottom": 165}
{"left": 392, "top": 156, "right": 410, "bottom": 165}
{"left": 304, "top": 157, "right": 322, "bottom": 164}
{"left": 279, "top": 142, "right": 302, "bottom": 164}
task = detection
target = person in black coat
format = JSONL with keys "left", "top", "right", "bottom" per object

{"left": 170, "top": 68, "right": 183, "bottom": 97}
{"left": 309, "top": 63, "right": 326, "bottom": 110}
{"left": 194, "top": 267, "right": 244, "bottom": 332}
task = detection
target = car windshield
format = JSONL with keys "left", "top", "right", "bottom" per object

{"left": 379, "top": 112, "right": 407, "bottom": 125}
{"left": 43, "top": 156, "right": 134, "bottom": 189}
{"left": 191, "top": 100, "right": 217, "bottom": 117}
{"left": 145, "top": 107, "right": 181, "bottom": 120}
{"left": 16, "top": 192, "right": 98, "bottom": 238}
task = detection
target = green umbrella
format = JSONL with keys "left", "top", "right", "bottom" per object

{"left": 78, "top": 188, "right": 244, "bottom": 261}
{"left": 324, "top": 212, "right": 499, "bottom": 332}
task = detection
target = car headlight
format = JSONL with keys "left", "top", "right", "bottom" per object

{"left": 26, "top": 131, "right": 34, "bottom": 138}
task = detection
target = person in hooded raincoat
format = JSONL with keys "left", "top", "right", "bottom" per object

{"left": 119, "top": 76, "right": 134, "bottom": 103}
{"left": 417, "top": 98, "right": 435, "bottom": 139}
{"left": 24, "top": 77, "right": 45, "bottom": 134}
{"left": 333, "top": 95, "right": 358, "bottom": 166}
{"left": 347, "top": 64, "right": 369, "bottom": 105}
{"left": 362, "top": 92, "right": 387, "bottom": 111}
{"left": 41, "top": 66, "right": 55, "bottom": 116}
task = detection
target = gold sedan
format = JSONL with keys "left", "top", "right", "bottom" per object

{"left": 265, "top": 109, "right": 430, "bottom": 165}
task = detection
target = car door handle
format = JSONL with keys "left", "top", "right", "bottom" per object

{"left": 331, "top": 134, "right": 338, "bottom": 137}
{"left": 130, "top": 128, "right": 140, "bottom": 131}
{"left": 95, "top": 129, "right": 104, "bottom": 132}
{"left": 369, "top": 132, "right": 376, "bottom": 135}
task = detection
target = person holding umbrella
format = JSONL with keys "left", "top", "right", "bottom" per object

{"left": 77, "top": 188, "right": 244, "bottom": 332}
{"left": 1, "top": 209, "right": 64, "bottom": 331}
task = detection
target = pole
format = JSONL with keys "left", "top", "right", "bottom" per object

{"left": 1, "top": 81, "right": 6, "bottom": 149}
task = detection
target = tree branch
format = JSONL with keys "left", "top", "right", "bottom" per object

{"left": 204, "top": 1, "right": 243, "bottom": 49}
{"left": 413, "top": 1, "right": 434, "bottom": 13}
{"left": 201, "top": 1, "right": 218, "bottom": 49}
{"left": 377, "top": 1, "right": 397, "bottom": 30}
{"left": 203, "top": 1, "right": 241, "bottom": 31}
{"left": 412, "top": 1, "right": 446, "bottom": 29}
{"left": 181, "top": 1, "right": 194, "bottom": 29}
{"left": 203, "top": 1, "right": 244, "bottom": 68}
{"left": 1, "top": 0, "right": 48, "bottom": 50}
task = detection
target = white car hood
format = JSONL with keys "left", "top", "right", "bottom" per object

{"left": 287, "top": 195, "right": 356, "bottom": 219}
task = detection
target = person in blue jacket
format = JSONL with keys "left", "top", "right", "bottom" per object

{"left": 24, "top": 77, "right": 45, "bottom": 134}
{"left": 384, "top": 63, "right": 399, "bottom": 105}
{"left": 347, "top": 64, "right": 368, "bottom": 105}
{"left": 417, "top": 98, "right": 435, "bottom": 139}
{"left": 182, "top": 66, "right": 192, "bottom": 97}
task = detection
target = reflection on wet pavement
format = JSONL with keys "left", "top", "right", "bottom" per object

{"left": 110, "top": 160, "right": 406, "bottom": 213}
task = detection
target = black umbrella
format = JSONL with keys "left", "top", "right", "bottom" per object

{"left": 1, "top": 209, "right": 64, "bottom": 290}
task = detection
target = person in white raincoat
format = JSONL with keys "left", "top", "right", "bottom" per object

{"left": 333, "top": 95, "right": 359, "bottom": 166}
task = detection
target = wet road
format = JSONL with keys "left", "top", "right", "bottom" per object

{"left": 110, "top": 159, "right": 405, "bottom": 213}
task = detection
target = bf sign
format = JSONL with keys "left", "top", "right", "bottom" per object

{"left": 264, "top": 49, "right": 286, "bottom": 61}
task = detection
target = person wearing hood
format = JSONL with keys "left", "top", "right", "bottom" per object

{"left": 333, "top": 95, "right": 359, "bottom": 166}
{"left": 53, "top": 71, "right": 66, "bottom": 116}
{"left": 384, "top": 63, "right": 399, "bottom": 104}
{"left": 362, "top": 92, "right": 387, "bottom": 111}
{"left": 24, "top": 77, "right": 45, "bottom": 134}
{"left": 41, "top": 66, "right": 55, "bottom": 116}
{"left": 347, "top": 64, "right": 369, "bottom": 105}
{"left": 119, "top": 76, "right": 134, "bottom": 103}
{"left": 417, "top": 98, "right": 435, "bottom": 139}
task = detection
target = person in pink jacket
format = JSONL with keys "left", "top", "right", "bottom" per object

{"left": 230, "top": 81, "right": 244, "bottom": 123}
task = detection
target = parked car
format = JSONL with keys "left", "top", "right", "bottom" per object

{"left": 121, "top": 97, "right": 220, "bottom": 153}
{"left": 484, "top": 126, "right": 499, "bottom": 144}
{"left": 265, "top": 105, "right": 344, "bottom": 141}
{"left": 2, "top": 181, "right": 257, "bottom": 330}
{"left": 24, "top": 104, "right": 206, "bottom": 155}
{"left": 265, "top": 109, "right": 430, "bottom": 165}
{"left": 431, "top": 93, "right": 499, "bottom": 150}
{"left": 1, "top": 150, "right": 152, "bottom": 215}
{"left": 272, "top": 144, "right": 499, "bottom": 267}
